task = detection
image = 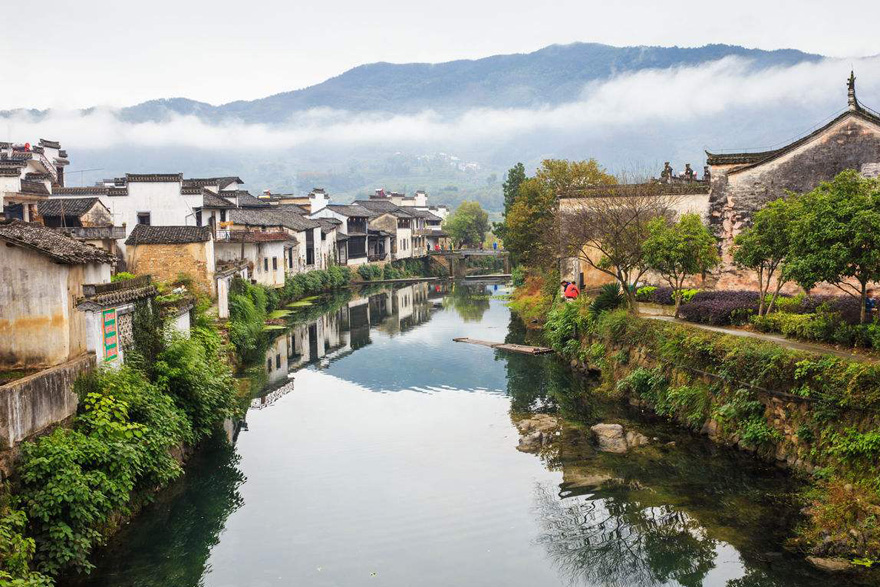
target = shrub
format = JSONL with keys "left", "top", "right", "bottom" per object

{"left": 110, "top": 272, "right": 136, "bottom": 282}
{"left": 154, "top": 328, "right": 237, "bottom": 442}
{"left": 677, "top": 290, "right": 761, "bottom": 325}
{"left": 616, "top": 367, "right": 668, "bottom": 403}
{"left": 588, "top": 282, "right": 624, "bottom": 317}
{"left": 0, "top": 495, "right": 52, "bottom": 586}
{"left": 511, "top": 266, "right": 526, "bottom": 287}
{"left": 544, "top": 298, "right": 590, "bottom": 354}
{"left": 635, "top": 285, "right": 674, "bottom": 305}
{"left": 635, "top": 285, "right": 657, "bottom": 301}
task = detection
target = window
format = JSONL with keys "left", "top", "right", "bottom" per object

{"left": 272, "top": 257, "right": 278, "bottom": 270}
{"left": 137, "top": 212, "right": 150, "bottom": 226}
{"left": 220, "top": 210, "right": 227, "bottom": 222}
{"left": 264, "top": 258, "right": 268, "bottom": 272}
{"left": 195, "top": 210, "right": 202, "bottom": 226}
{"left": 267, "top": 358, "right": 272, "bottom": 372}
{"left": 275, "top": 354, "right": 281, "bottom": 369}
{"left": 288, "top": 252, "right": 293, "bottom": 269}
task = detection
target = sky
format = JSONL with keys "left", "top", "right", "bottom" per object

{"left": 4, "top": 0, "right": 880, "bottom": 110}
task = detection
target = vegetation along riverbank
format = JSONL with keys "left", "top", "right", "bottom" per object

{"left": 1, "top": 288, "right": 241, "bottom": 585}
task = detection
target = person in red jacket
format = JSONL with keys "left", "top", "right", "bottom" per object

{"left": 564, "top": 281, "right": 580, "bottom": 300}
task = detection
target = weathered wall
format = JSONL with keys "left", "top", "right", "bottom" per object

{"left": 127, "top": 240, "right": 216, "bottom": 296}
{"left": 0, "top": 353, "right": 94, "bottom": 477}
{"left": 81, "top": 203, "right": 113, "bottom": 227}
{"left": 711, "top": 116, "right": 880, "bottom": 289}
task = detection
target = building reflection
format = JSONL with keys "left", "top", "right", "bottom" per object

{"left": 250, "top": 282, "right": 442, "bottom": 410}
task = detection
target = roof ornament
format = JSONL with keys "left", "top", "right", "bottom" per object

{"left": 847, "top": 70, "right": 859, "bottom": 111}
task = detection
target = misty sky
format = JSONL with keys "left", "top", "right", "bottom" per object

{"left": 4, "top": 0, "right": 880, "bottom": 110}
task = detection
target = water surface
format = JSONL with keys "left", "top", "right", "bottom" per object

{"left": 71, "top": 282, "right": 870, "bottom": 587}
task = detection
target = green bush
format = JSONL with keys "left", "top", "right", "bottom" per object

{"left": 154, "top": 328, "right": 237, "bottom": 442}
{"left": 635, "top": 285, "right": 657, "bottom": 301}
{"left": 511, "top": 266, "right": 525, "bottom": 287}
{"left": 110, "top": 272, "right": 136, "bottom": 283}
{"left": 0, "top": 494, "right": 52, "bottom": 586}
{"left": 679, "top": 288, "right": 700, "bottom": 303}
{"left": 616, "top": 367, "right": 668, "bottom": 403}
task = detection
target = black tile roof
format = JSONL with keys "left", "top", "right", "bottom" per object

{"left": 183, "top": 177, "right": 243, "bottom": 189}
{"left": 0, "top": 220, "right": 115, "bottom": 265}
{"left": 353, "top": 199, "right": 414, "bottom": 217}
{"left": 19, "top": 180, "right": 50, "bottom": 196}
{"left": 125, "top": 224, "right": 212, "bottom": 245}
{"left": 325, "top": 203, "right": 377, "bottom": 218}
{"left": 39, "top": 139, "right": 61, "bottom": 149}
{"left": 203, "top": 192, "right": 236, "bottom": 209}
{"left": 38, "top": 197, "right": 102, "bottom": 218}
{"left": 223, "top": 190, "right": 271, "bottom": 208}
{"left": 54, "top": 186, "right": 110, "bottom": 195}
{"left": 125, "top": 173, "right": 183, "bottom": 183}
{"left": 229, "top": 208, "right": 320, "bottom": 231}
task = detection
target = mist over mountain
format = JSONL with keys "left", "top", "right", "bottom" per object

{"left": 112, "top": 43, "right": 820, "bottom": 123}
{"left": 6, "top": 42, "right": 877, "bottom": 212}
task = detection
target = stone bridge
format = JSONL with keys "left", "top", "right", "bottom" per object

{"left": 428, "top": 249, "right": 510, "bottom": 277}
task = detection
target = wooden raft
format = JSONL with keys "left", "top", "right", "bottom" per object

{"left": 452, "top": 338, "right": 553, "bottom": 355}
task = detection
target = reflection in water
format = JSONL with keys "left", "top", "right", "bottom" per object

{"left": 534, "top": 485, "right": 716, "bottom": 587}
{"left": 72, "top": 282, "right": 875, "bottom": 587}
{"left": 442, "top": 282, "right": 491, "bottom": 322}
{"left": 68, "top": 440, "right": 244, "bottom": 587}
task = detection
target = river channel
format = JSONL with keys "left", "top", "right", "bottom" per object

{"left": 70, "top": 281, "right": 871, "bottom": 587}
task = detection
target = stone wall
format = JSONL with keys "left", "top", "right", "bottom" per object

{"left": 710, "top": 116, "right": 880, "bottom": 290}
{"left": 0, "top": 353, "right": 94, "bottom": 478}
{"left": 127, "top": 240, "right": 216, "bottom": 296}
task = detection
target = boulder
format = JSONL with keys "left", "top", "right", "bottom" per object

{"left": 517, "top": 430, "right": 544, "bottom": 453}
{"left": 625, "top": 431, "right": 650, "bottom": 448}
{"left": 805, "top": 557, "right": 852, "bottom": 572}
{"left": 591, "top": 423, "right": 628, "bottom": 453}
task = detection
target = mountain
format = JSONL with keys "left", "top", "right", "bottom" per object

{"left": 1, "top": 42, "right": 840, "bottom": 212}
{"left": 110, "top": 43, "right": 822, "bottom": 123}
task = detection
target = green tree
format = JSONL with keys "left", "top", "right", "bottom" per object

{"left": 644, "top": 213, "right": 720, "bottom": 317}
{"left": 786, "top": 170, "right": 880, "bottom": 323}
{"left": 494, "top": 163, "right": 527, "bottom": 240}
{"left": 732, "top": 198, "right": 794, "bottom": 316}
{"left": 444, "top": 201, "right": 490, "bottom": 247}
{"left": 504, "top": 159, "right": 617, "bottom": 267}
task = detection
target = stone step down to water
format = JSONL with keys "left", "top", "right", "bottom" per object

{"left": 452, "top": 338, "right": 553, "bottom": 355}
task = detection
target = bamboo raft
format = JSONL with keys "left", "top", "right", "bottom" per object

{"left": 452, "top": 338, "right": 553, "bottom": 355}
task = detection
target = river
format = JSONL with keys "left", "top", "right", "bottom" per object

{"left": 69, "top": 281, "right": 870, "bottom": 587}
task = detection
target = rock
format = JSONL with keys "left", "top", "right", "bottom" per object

{"left": 625, "top": 430, "right": 650, "bottom": 448}
{"left": 805, "top": 556, "right": 852, "bottom": 572}
{"left": 590, "top": 423, "right": 628, "bottom": 453}
{"left": 570, "top": 359, "right": 579, "bottom": 369}
{"left": 517, "top": 431, "right": 544, "bottom": 453}
{"left": 844, "top": 484, "right": 854, "bottom": 493}
{"left": 700, "top": 419, "right": 719, "bottom": 440}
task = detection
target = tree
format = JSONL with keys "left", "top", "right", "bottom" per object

{"left": 503, "top": 159, "right": 617, "bottom": 266}
{"left": 444, "top": 201, "right": 490, "bottom": 247}
{"left": 644, "top": 213, "right": 719, "bottom": 317}
{"left": 786, "top": 170, "right": 880, "bottom": 323}
{"left": 494, "top": 163, "right": 527, "bottom": 241}
{"left": 732, "top": 198, "right": 794, "bottom": 316}
{"left": 556, "top": 181, "right": 679, "bottom": 309}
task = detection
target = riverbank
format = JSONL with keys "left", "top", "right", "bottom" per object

{"left": 66, "top": 281, "right": 864, "bottom": 587}
{"left": 0, "top": 294, "right": 242, "bottom": 585}
{"left": 518, "top": 291, "right": 880, "bottom": 572}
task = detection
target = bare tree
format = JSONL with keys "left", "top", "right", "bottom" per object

{"left": 556, "top": 177, "right": 681, "bottom": 309}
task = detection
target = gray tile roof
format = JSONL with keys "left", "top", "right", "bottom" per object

{"left": 125, "top": 173, "right": 183, "bottom": 183}
{"left": 353, "top": 199, "right": 416, "bottom": 218}
{"left": 38, "top": 198, "right": 102, "bottom": 218}
{"left": 125, "top": 224, "right": 212, "bottom": 245}
{"left": 0, "top": 220, "right": 115, "bottom": 265}
{"left": 325, "top": 203, "right": 377, "bottom": 218}
{"left": 229, "top": 207, "right": 320, "bottom": 232}
{"left": 222, "top": 190, "right": 271, "bottom": 208}
{"left": 19, "top": 180, "right": 50, "bottom": 196}
{"left": 203, "top": 192, "right": 236, "bottom": 209}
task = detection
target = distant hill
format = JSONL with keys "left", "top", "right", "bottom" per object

{"left": 0, "top": 42, "right": 834, "bottom": 212}
{"left": 99, "top": 43, "right": 819, "bottom": 123}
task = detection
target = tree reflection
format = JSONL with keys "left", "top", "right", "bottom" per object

{"left": 443, "top": 283, "right": 490, "bottom": 322}
{"left": 72, "top": 438, "right": 246, "bottom": 587}
{"left": 533, "top": 484, "right": 717, "bottom": 587}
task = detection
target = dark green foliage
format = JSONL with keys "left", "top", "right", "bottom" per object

{"left": 14, "top": 300, "right": 238, "bottom": 579}
{"left": 0, "top": 492, "right": 52, "bottom": 586}
{"left": 588, "top": 282, "right": 624, "bottom": 318}
{"left": 228, "top": 278, "right": 270, "bottom": 365}
{"left": 128, "top": 298, "right": 166, "bottom": 380}
{"left": 154, "top": 327, "right": 237, "bottom": 442}
{"left": 281, "top": 266, "right": 352, "bottom": 300}
{"left": 19, "top": 365, "right": 197, "bottom": 575}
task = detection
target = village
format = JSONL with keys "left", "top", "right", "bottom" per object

{"left": 4, "top": 50, "right": 880, "bottom": 585}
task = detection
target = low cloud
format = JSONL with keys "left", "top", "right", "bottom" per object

{"left": 3, "top": 56, "right": 880, "bottom": 152}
